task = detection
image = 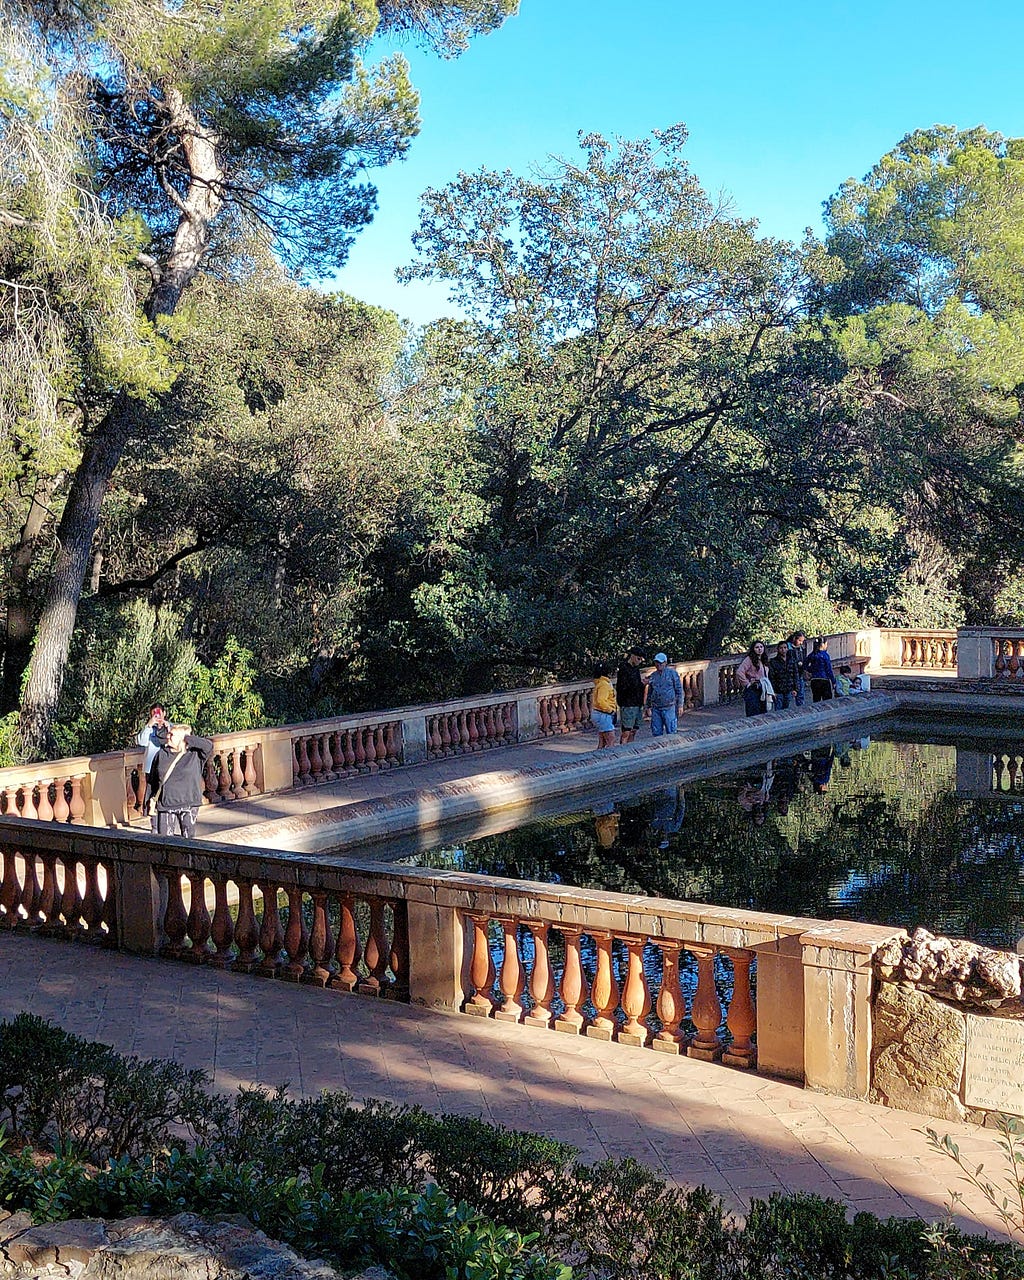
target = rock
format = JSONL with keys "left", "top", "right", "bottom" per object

{"left": 4, "top": 1219, "right": 107, "bottom": 1267}
{"left": 870, "top": 982, "right": 967, "bottom": 1122}
{"left": 0, "top": 1213, "right": 33, "bottom": 1244}
{"left": 872, "top": 927, "right": 1024, "bottom": 1010}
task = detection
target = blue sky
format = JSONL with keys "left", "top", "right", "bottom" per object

{"left": 331, "top": 1, "right": 1024, "bottom": 325}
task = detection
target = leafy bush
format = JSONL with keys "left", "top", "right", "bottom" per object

{"left": 1, "top": 1014, "right": 1022, "bottom": 1279}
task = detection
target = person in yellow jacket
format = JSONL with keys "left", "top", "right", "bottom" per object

{"left": 591, "top": 662, "right": 618, "bottom": 749}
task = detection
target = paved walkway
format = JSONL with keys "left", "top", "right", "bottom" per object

{"left": 0, "top": 932, "right": 1011, "bottom": 1240}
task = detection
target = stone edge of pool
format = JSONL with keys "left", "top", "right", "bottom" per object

{"left": 216, "top": 693, "right": 917, "bottom": 855}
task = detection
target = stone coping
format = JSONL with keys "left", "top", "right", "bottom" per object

{"left": 221, "top": 693, "right": 900, "bottom": 854}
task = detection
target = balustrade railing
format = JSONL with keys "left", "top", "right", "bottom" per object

{"left": 899, "top": 632, "right": 958, "bottom": 670}
{"left": 0, "top": 844, "right": 115, "bottom": 942}
{"left": 992, "top": 752, "right": 1024, "bottom": 793}
{"left": 992, "top": 637, "right": 1024, "bottom": 680}
{"left": 156, "top": 867, "right": 408, "bottom": 995}
{"left": 462, "top": 911, "right": 756, "bottom": 1066}
{"left": 426, "top": 703, "right": 515, "bottom": 758}
{"left": 538, "top": 689, "right": 592, "bottom": 736}
{"left": 292, "top": 723, "right": 401, "bottom": 786}
{"left": 1, "top": 772, "right": 88, "bottom": 824}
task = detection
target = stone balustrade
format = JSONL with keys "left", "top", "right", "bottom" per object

{"left": 0, "top": 818, "right": 904, "bottom": 1102}
{"left": 878, "top": 628, "right": 958, "bottom": 671}
{"left": 0, "top": 627, "right": 964, "bottom": 832}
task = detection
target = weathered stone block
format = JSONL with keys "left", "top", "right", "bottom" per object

{"left": 870, "top": 982, "right": 967, "bottom": 1122}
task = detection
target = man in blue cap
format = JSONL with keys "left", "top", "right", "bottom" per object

{"left": 645, "top": 652, "right": 684, "bottom": 736}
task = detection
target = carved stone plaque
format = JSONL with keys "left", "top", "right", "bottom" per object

{"left": 964, "top": 1015, "right": 1024, "bottom": 1116}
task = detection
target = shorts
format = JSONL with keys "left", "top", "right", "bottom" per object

{"left": 619, "top": 705, "right": 643, "bottom": 731}
{"left": 591, "top": 710, "right": 616, "bottom": 733}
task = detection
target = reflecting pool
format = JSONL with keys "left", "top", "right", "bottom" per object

{"left": 399, "top": 721, "right": 1024, "bottom": 948}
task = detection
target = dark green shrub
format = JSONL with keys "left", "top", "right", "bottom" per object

{"left": 0, "top": 1013, "right": 222, "bottom": 1160}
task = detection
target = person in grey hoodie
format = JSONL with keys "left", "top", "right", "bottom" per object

{"left": 644, "top": 653, "right": 683, "bottom": 736}
{"left": 152, "top": 724, "right": 214, "bottom": 839}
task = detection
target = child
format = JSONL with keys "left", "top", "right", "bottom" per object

{"left": 590, "top": 663, "right": 618, "bottom": 749}
{"left": 836, "top": 665, "right": 853, "bottom": 696}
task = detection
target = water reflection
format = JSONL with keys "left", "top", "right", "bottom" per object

{"left": 404, "top": 731, "right": 1024, "bottom": 948}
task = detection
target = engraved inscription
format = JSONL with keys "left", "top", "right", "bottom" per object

{"left": 965, "top": 1015, "right": 1024, "bottom": 1116}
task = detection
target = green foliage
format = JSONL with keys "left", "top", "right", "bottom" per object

{"left": 927, "top": 1115, "right": 1024, "bottom": 1247}
{"left": 178, "top": 636, "right": 265, "bottom": 734}
{"left": 2, "top": 1014, "right": 1021, "bottom": 1280}
{"left": 0, "top": 711, "right": 20, "bottom": 766}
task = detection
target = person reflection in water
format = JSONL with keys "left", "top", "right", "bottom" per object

{"left": 593, "top": 800, "right": 620, "bottom": 848}
{"left": 738, "top": 761, "right": 774, "bottom": 825}
{"left": 810, "top": 744, "right": 835, "bottom": 793}
{"left": 650, "top": 786, "right": 686, "bottom": 848}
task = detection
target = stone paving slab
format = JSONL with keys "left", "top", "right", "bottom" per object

{"left": 0, "top": 932, "right": 1012, "bottom": 1239}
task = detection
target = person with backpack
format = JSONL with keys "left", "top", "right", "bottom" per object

{"left": 806, "top": 637, "right": 837, "bottom": 702}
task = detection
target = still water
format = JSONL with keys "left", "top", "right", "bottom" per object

{"left": 400, "top": 723, "right": 1024, "bottom": 948}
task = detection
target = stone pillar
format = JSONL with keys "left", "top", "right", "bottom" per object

{"left": 115, "top": 861, "right": 162, "bottom": 954}
{"left": 956, "top": 628, "right": 991, "bottom": 679}
{"left": 858, "top": 628, "right": 881, "bottom": 673}
{"left": 404, "top": 892, "right": 465, "bottom": 1010}
{"left": 879, "top": 630, "right": 903, "bottom": 668}
{"left": 702, "top": 661, "right": 721, "bottom": 706}
{"left": 751, "top": 935, "right": 804, "bottom": 1081}
{"left": 800, "top": 922, "right": 903, "bottom": 1100}
{"left": 515, "top": 691, "right": 540, "bottom": 742}
{"left": 87, "top": 755, "right": 131, "bottom": 827}
{"left": 402, "top": 715, "right": 428, "bottom": 765}
{"left": 956, "top": 748, "right": 994, "bottom": 798}
{"left": 260, "top": 733, "right": 295, "bottom": 793}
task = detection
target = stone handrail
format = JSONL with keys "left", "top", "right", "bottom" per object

{"left": 0, "top": 816, "right": 900, "bottom": 1099}
{"left": 878, "top": 628, "right": 958, "bottom": 671}
{"left": 956, "top": 627, "right": 1024, "bottom": 680}
{"left": 0, "top": 628, "right": 901, "bottom": 829}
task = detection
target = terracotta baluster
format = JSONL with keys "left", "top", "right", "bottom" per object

{"left": 257, "top": 882, "right": 284, "bottom": 976}
{"left": 466, "top": 709, "right": 480, "bottom": 751}
{"left": 426, "top": 716, "right": 440, "bottom": 759}
{"left": 353, "top": 725, "right": 367, "bottom": 771}
{"left": 587, "top": 930, "right": 620, "bottom": 1041}
{"left": 0, "top": 849, "right": 21, "bottom": 927}
{"left": 283, "top": 887, "right": 310, "bottom": 981}
{"left": 538, "top": 698, "right": 551, "bottom": 736}
{"left": 229, "top": 747, "right": 246, "bottom": 800}
{"left": 291, "top": 738, "right": 301, "bottom": 787}
{"left": 68, "top": 776, "right": 87, "bottom": 824}
{"left": 209, "top": 878, "right": 234, "bottom": 967}
{"left": 385, "top": 722, "right": 401, "bottom": 766}
{"left": 619, "top": 937, "right": 652, "bottom": 1047}
{"left": 160, "top": 870, "right": 188, "bottom": 959}
{"left": 436, "top": 714, "right": 450, "bottom": 756}
{"left": 216, "top": 751, "right": 232, "bottom": 802}
{"left": 722, "top": 950, "right": 757, "bottom": 1067}
{"left": 99, "top": 867, "right": 117, "bottom": 943}
{"left": 554, "top": 925, "right": 588, "bottom": 1033}
{"left": 389, "top": 902, "right": 410, "bottom": 1000}
{"left": 233, "top": 880, "right": 260, "bottom": 972}
{"left": 203, "top": 754, "right": 218, "bottom": 804}
{"left": 21, "top": 782, "right": 39, "bottom": 821}
{"left": 342, "top": 729, "right": 356, "bottom": 773}
{"left": 53, "top": 779, "right": 71, "bottom": 824}
{"left": 36, "top": 780, "right": 54, "bottom": 823}
{"left": 555, "top": 696, "right": 568, "bottom": 733}
{"left": 308, "top": 735, "right": 323, "bottom": 784}
{"left": 22, "top": 855, "right": 43, "bottom": 926}
{"left": 243, "top": 744, "right": 259, "bottom": 796}
{"left": 653, "top": 941, "right": 687, "bottom": 1054}
{"left": 465, "top": 912, "right": 497, "bottom": 1014}
{"left": 504, "top": 702, "right": 516, "bottom": 743}
{"left": 59, "top": 857, "right": 82, "bottom": 935}
{"left": 359, "top": 898, "right": 391, "bottom": 994}
{"left": 308, "top": 891, "right": 334, "bottom": 987}
{"left": 319, "top": 734, "right": 335, "bottom": 782}
{"left": 1, "top": 785, "right": 15, "bottom": 816}
{"left": 81, "top": 860, "right": 104, "bottom": 936}
{"left": 297, "top": 736, "right": 312, "bottom": 786}
{"left": 1017, "top": 640, "right": 1024, "bottom": 678}
{"left": 494, "top": 917, "right": 525, "bottom": 1022}
{"left": 688, "top": 946, "right": 724, "bottom": 1060}
{"left": 524, "top": 921, "right": 555, "bottom": 1028}
{"left": 373, "top": 725, "right": 388, "bottom": 770}
{"left": 132, "top": 764, "right": 146, "bottom": 816}
{"left": 332, "top": 894, "right": 361, "bottom": 991}
{"left": 458, "top": 710, "right": 472, "bottom": 754}
{"left": 185, "top": 873, "right": 211, "bottom": 961}
{"left": 38, "top": 853, "right": 59, "bottom": 932}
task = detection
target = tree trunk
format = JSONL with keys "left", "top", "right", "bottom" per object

{"left": 18, "top": 396, "right": 132, "bottom": 757}
{"left": 694, "top": 601, "right": 738, "bottom": 659}
{"left": 2, "top": 474, "right": 58, "bottom": 712}
{"left": 17, "top": 84, "right": 223, "bottom": 760}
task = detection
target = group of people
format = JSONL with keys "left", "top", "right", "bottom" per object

{"left": 590, "top": 632, "right": 868, "bottom": 744}
{"left": 136, "top": 705, "right": 214, "bottom": 838}
{"left": 734, "top": 632, "right": 865, "bottom": 719}
{"left": 591, "top": 649, "right": 686, "bottom": 748}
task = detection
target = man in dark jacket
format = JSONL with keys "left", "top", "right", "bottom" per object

{"left": 767, "top": 642, "right": 799, "bottom": 710}
{"left": 786, "top": 630, "right": 808, "bottom": 706}
{"left": 616, "top": 646, "right": 646, "bottom": 744}
{"left": 152, "top": 723, "right": 214, "bottom": 838}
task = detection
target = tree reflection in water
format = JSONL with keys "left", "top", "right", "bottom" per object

{"left": 407, "top": 737, "right": 1024, "bottom": 949}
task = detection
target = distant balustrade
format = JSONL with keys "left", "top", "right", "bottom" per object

{"left": 0, "top": 626, "right": 976, "bottom": 830}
